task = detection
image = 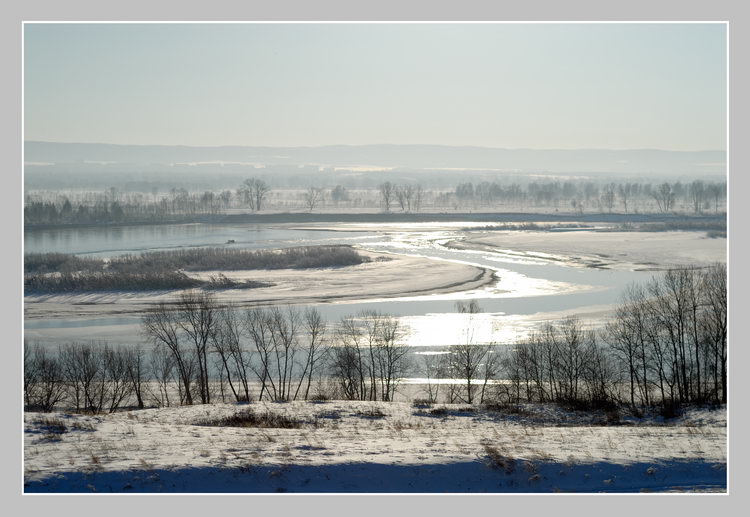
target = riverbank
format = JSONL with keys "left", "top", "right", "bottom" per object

{"left": 24, "top": 211, "right": 726, "bottom": 231}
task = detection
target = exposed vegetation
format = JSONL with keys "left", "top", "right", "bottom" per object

{"left": 194, "top": 408, "right": 306, "bottom": 429}
{"left": 26, "top": 246, "right": 368, "bottom": 275}
{"left": 617, "top": 220, "right": 727, "bottom": 234}
{"left": 24, "top": 252, "right": 101, "bottom": 274}
{"left": 24, "top": 270, "right": 268, "bottom": 294}
{"left": 24, "top": 245, "right": 367, "bottom": 293}
{"left": 108, "top": 246, "right": 368, "bottom": 272}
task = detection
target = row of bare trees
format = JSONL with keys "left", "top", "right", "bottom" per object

{"left": 141, "top": 292, "right": 330, "bottom": 404}
{"left": 501, "top": 318, "right": 615, "bottom": 408}
{"left": 25, "top": 299, "right": 411, "bottom": 411}
{"left": 25, "top": 265, "right": 726, "bottom": 412}
{"left": 24, "top": 342, "right": 149, "bottom": 413}
{"left": 329, "top": 311, "right": 410, "bottom": 401}
{"left": 604, "top": 264, "right": 727, "bottom": 406}
{"left": 25, "top": 178, "right": 726, "bottom": 226}
{"left": 451, "top": 179, "right": 725, "bottom": 215}
{"left": 378, "top": 182, "right": 425, "bottom": 213}
{"left": 499, "top": 264, "right": 727, "bottom": 409}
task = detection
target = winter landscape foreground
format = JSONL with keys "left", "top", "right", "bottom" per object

{"left": 24, "top": 400, "right": 726, "bottom": 493}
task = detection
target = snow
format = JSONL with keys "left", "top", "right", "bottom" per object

{"left": 24, "top": 401, "right": 726, "bottom": 493}
{"left": 456, "top": 231, "right": 726, "bottom": 271}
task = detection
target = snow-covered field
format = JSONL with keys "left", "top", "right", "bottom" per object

{"left": 24, "top": 401, "right": 726, "bottom": 493}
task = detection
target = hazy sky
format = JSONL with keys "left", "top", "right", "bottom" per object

{"left": 24, "top": 23, "right": 727, "bottom": 150}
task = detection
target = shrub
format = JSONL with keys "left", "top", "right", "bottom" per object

{"left": 483, "top": 445, "right": 516, "bottom": 474}
{"left": 194, "top": 409, "right": 305, "bottom": 429}
{"left": 31, "top": 416, "right": 68, "bottom": 434}
{"left": 352, "top": 408, "right": 386, "bottom": 419}
{"left": 24, "top": 270, "right": 270, "bottom": 293}
{"left": 658, "top": 402, "right": 683, "bottom": 420}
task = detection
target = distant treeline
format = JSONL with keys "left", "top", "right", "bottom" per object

{"left": 445, "top": 179, "right": 726, "bottom": 215}
{"left": 24, "top": 178, "right": 727, "bottom": 226}
{"left": 24, "top": 245, "right": 368, "bottom": 293}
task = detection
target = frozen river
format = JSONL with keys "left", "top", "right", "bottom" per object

{"left": 24, "top": 222, "right": 652, "bottom": 347}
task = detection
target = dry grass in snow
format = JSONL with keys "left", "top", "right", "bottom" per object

{"left": 24, "top": 401, "right": 726, "bottom": 493}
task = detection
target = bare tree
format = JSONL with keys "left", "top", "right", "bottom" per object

{"left": 605, "top": 285, "right": 653, "bottom": 408}
{"left": 59, "top": 342, "right": 104, "bottom": 413}
{"left": 331, "top": 311, "right": 409, "bottom": 401}
{"left": 443, "top": 301, "right": 496, "bottom": 404}
{"left": 419, "top": 353, "right": 442, "bottom": 403}
{"left": 379, "top": 182, "right": 395, "bottom": 212}
{"left": 690, "top": 180, "right": 705, "bottom": 214}
{"left": 303, "top": 187, "right": 324, "bottom": 212}
{"left": 412, "top": 185, "right": 424, "bottom": 212}
{"left": 244, "top": 306, "right": 302, "bottom": 401}
{"left": 24, "top": 341, "right": 38, "bottom": 409}
{"left": 241, "top": 178, "right": 270, "bottom": 212}
{"left": 600, "top": 183, "right": 616, "bottom": 213}
{"left": 124, "top": 346, "right": 148, "bottom": 409}
{"left": 702, "top": 263, "right": 727, "bottom": 403}
{"left": 142, "top": 302, "right": 196, "bottom": 405}
{"left": 373, "top": 313, "right": 410, "bottom": 401}
{"left": 211, "top": 305, "right": 253, "bottom": 402}
{"left": 176, "top": 291, "right": 218, "bottom": 404}
{"left": 706, "top": 183, "right": 725, "bottom": 214}
{"left": 24, "top": 343, "right": 65, "bottom": 412}
{"left": 245, "top": 307, "right": 274, "bottom": 400}
{"left": 395, "top": 185, "right": 408, "bottom": 212}
{"left": 210, "top": 308, "right": 241, "bottom": 403}
{"left": 103, "top": 345, "right": 135, "bottom": 413}
{"left": 618, "top": 183, "right": 630, "bottom": 213}
{"left": 149, "top": 345, "right": 176, "bottom": 407}
{"left": 652, "top": 182, "right": 675, "bottom": 213}
{"left": 294, "top": 307, "right": 329, "bottom": 400}
{"left": 554, "top": 317, "right": 592, "bottom": 404}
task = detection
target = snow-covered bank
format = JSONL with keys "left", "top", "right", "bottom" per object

{"left": 24, "top": 401, "right": 726, "bottom": 493}
{"left": 450, "top": 230, "right": 726, "bottom": 271}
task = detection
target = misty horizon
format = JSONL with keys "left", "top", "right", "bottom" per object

{"left": 24, "top": 140, "right": 727, "bottom": 153}
{"left": 23, "top": 141, "right": 726, "bottom": 178}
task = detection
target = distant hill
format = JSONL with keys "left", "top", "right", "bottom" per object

{"left": 24, "top": 141, "right": 726, "bottom": 176}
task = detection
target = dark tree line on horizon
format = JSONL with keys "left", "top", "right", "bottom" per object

{"left": 24, "top": 177, "right": 726, "bottom": 225}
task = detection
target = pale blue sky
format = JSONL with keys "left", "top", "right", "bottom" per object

{"left": 24, "top": 23, "right": 727, "bottom": 150}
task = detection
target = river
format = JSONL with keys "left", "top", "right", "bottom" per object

{"left": 24, "top": 222, "right": 652, "bottom": 347}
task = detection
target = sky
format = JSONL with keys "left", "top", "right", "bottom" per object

{"left": 23, "top": 23, "right": 727, "bottom": 151}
